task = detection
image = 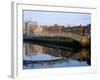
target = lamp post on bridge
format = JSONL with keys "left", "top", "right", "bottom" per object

{"left": 80, "top": 24, "right": 85, "bottom": 36}
{"left": 80, "top": 24, "right": 89, "bottom": 47}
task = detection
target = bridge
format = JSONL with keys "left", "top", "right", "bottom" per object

{"left": 24, "top": 32, "right": 82, "bottom": 41}
{"left": 23, "top": 32, "right": 90, "bottom": 47}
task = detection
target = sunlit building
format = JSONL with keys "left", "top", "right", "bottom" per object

{"left": 24, "top": 21, "right": 38, "bottom": 35}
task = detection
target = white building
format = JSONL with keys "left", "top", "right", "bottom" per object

{"left": 24, "top": 21, "right": 43, "bottom": 36}
{"left": 24, "top": 21, "right": 38, "bottom": 35}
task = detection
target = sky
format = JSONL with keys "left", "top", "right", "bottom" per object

{"left": 23, "top": 10, "right": 91, "bottom": 26}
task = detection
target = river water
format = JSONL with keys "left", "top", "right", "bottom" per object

{"left": 23, "top": 42, "right": 90, "bottom": 69}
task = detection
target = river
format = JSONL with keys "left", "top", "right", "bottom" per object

{"left": 23, "top": 42, "right": 90, "bottom": 69}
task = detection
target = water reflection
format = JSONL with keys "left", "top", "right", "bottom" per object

{"left": 23, "top": 42, "right": 90, "bottom": 69}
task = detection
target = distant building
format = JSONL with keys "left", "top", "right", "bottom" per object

{"left": 24, "top": 21, "right": 44, "bottom": 36}
{"left": 62, "top": 24, "right": 90, "bottom": 36}
{"left": 24, "top": 21, "right": 38, "bottom": 35}
{"left": 48, "top": 24, "right": 65, "bottom": 35}
{"left": 23, "top": 21, "right": 90, "bottom": 36}
{"left": 40, "top": 25, "right": 48, "bottom": 34}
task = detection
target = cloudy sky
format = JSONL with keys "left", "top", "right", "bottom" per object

{"left": 23, "top": 10, "right": 91, "bottom": 26}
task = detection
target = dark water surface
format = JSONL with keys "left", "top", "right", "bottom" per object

{"left": 23, "top": 42, "right": 90, "bottom": 69}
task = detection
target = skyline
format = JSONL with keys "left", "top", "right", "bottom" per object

{"left": 23, "top": 10, "right": 91, "bottom": 26}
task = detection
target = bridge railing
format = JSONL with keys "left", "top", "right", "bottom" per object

{"left": 24, "top": 32, "right": 81, "bottom": 41}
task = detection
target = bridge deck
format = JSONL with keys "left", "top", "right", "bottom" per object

{"left": 24, "top": 32, "right": 82, "bottom": 42}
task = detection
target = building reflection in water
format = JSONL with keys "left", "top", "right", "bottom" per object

{"left": 23, "top": 42, "right": 90, "bottom": 69}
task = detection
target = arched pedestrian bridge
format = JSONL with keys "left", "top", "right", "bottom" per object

{"left": 23, "top": 32, "right": 89, "bottom": 47}
{"left": 24, "top": 32, "right": 82, "bottom": 42}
